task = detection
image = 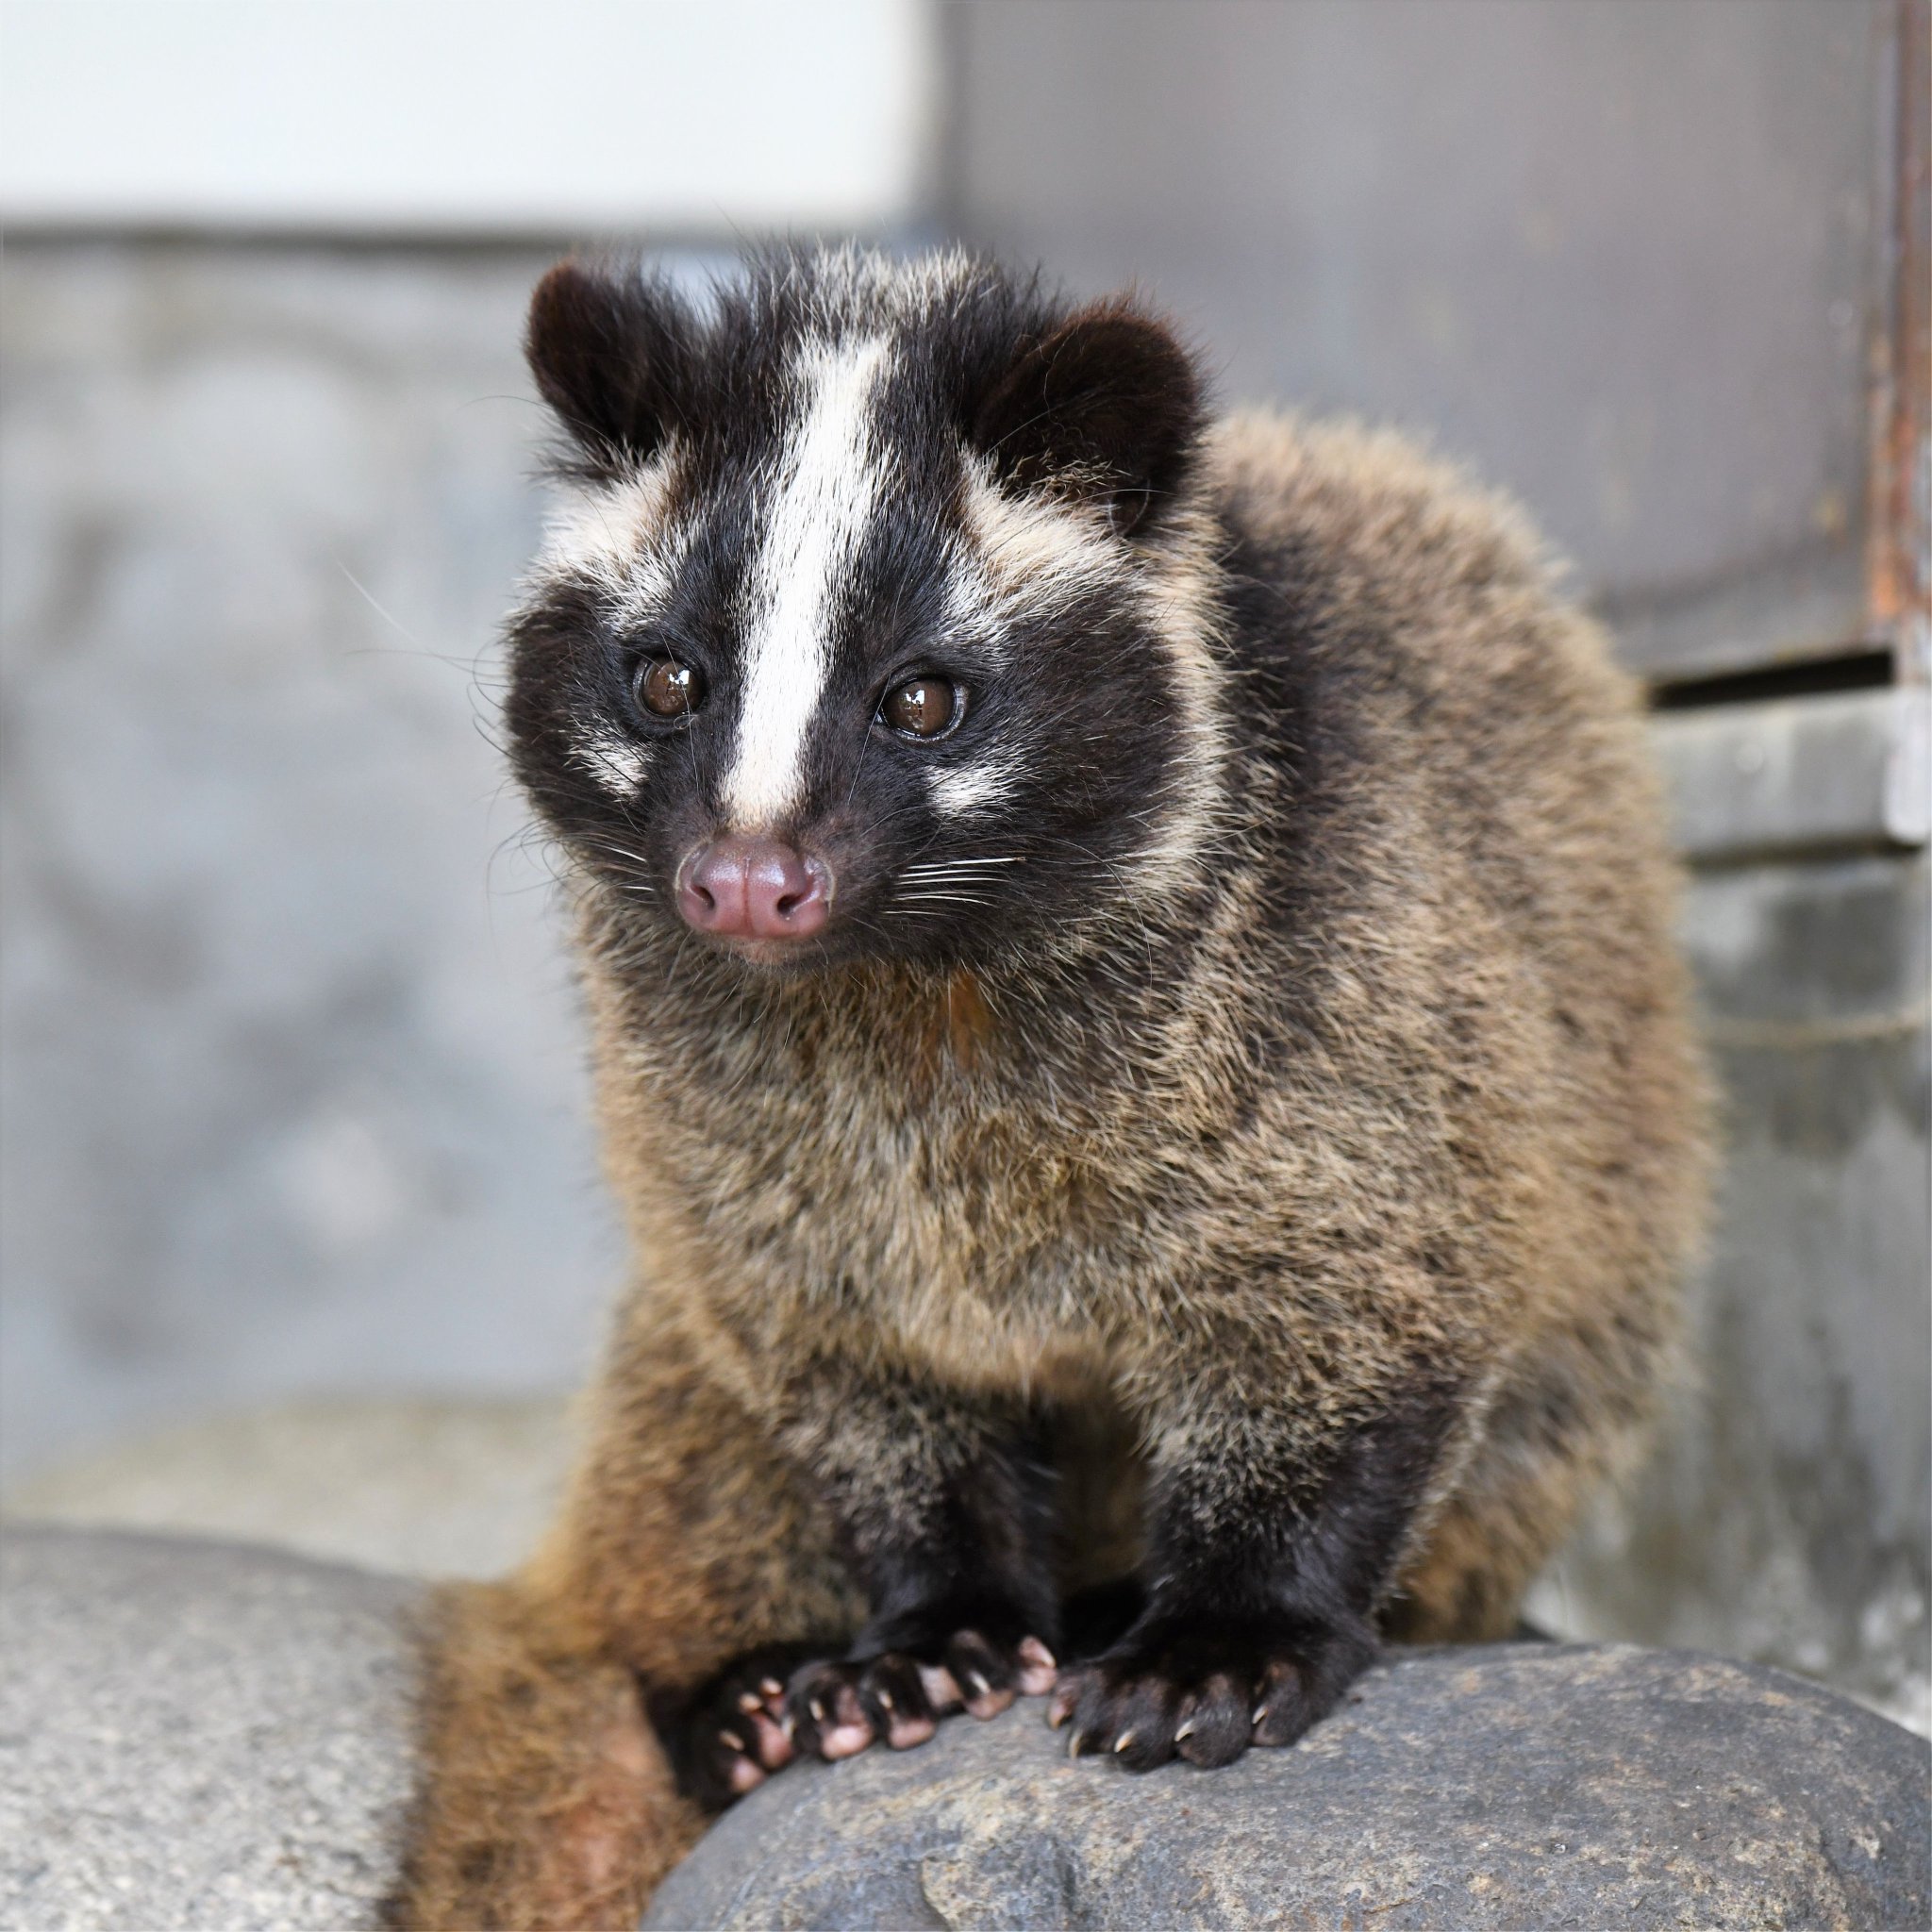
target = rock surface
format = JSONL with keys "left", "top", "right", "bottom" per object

{"left": 5, "top": 1528, "right": 1926, "bottom": 1932}
{"left": 0, "top": 1527, "right": 423, "bottom": 1932}
{"left": 645, "top": 1641, "right": 1932, "bottom": 1932}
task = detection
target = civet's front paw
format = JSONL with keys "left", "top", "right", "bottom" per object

{"left": 786, "top": 1604, "right": 1057, "bottom": 1761}
{"left": 1048, "top": 1607, "right": 1374, "bottom": 1771}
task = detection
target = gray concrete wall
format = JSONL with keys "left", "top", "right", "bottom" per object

{"left": 0, "top": 242, "right": 625, "bottom": 1479}
{"left": 939, "top": 0, "right": 1885, "bottom": 676}
{"left": 1527, "top": 851, "right": 1931, "bottom": 1730}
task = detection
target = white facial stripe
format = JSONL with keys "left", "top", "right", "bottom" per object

{"left": 537, "top": 454, "right": 687, "bottom": 803}
{"left": 537, "top": 452, "right": 681, "bottom": 591}
{"left": 571, "top": 722, "right": 650, "bottom": 797}
{"left": 958, "top": 460, "right": 1120, "bottom": 620}
{"left": 1131, "top": 504, "right": 1226, "bottom": 891}
{"left": 724, "top": 337, "right": 893, "bottom": 825}
{"left": 960, "top": 456, "right": 1227, "bottom": 892}
{"left": 939, "top": 550, "right": 1009, "bottom": 664}
{"left": 927, "top": 759, "right": 1018, "bottom": 816}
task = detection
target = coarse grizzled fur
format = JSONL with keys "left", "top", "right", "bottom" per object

{"left": 387, "top": 245, "right": 1713, "bottom": 1929}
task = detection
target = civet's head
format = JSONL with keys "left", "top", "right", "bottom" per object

{"left": 507, "top": 248, "right": 1223, "bottom": 974}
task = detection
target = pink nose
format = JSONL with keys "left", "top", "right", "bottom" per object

{"left": 676, "top": 837, "right": 833, "bottom": 941}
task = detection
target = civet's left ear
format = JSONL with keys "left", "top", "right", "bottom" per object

{"left": 972, "top": 301, "right": 1204, "bottom": 536}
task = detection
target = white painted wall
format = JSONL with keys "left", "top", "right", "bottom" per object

{"left": 0, "top": 0, "right": 933, "bottom": 231}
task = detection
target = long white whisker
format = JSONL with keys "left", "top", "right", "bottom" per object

{"left": 900, "top": 858, "right": 1025, "bottom": 871}
{"left": 590, "top": 841, "right": 657, "bottom": 870}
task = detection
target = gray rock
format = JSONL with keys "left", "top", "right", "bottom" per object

{"left": 644, "top": 1642, "right": 1932, "bottom": 1932}
{"left": 0, "top": 1526, "right": 423, "bottom": 1932}
{"left": 7, "top": 1530, "right": 1924, "bottom": 1931}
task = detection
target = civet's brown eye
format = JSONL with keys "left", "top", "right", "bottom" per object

{"left": 635, "top": 657, "right": 705, "bottom": 720}
{"left": 881, "top": 675, "right": 960, "bottom": 739}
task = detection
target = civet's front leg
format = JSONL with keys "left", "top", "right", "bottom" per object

{"left": 1053, "top": 1380, "right": 1455, "bottom": 1769}
{"left": 775, "top": 1366, "right": 1061, "bottom": 1760}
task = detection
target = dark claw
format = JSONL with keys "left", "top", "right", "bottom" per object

{"left": 786, "top": 1659, "right": 874, "bottom": 1760}
{"left": 856, "top": 1653, "right": 939, "bottom": 1749}
{"left": 943, "top": 1629, "right": 1017, "bottom": 1718}
{"left": 1038, "top": 1609, "right": 1371, "bottom": 1774}
{"left": 666, "top": 1641, "right": 817, "bottom": 1811}
{"left": 1251, "top": 1657, "right": 1316, "bottom": 1748}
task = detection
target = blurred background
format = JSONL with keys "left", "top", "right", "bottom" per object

{"left": 1, "top": 0, "right": 1925, "bottom": 1731}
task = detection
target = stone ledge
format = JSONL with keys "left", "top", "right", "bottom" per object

{"left": 646, "top": 1641, "right": 1932, "bottom": 1931}
{"left": 3, "top": 1527, "right": 1926, "bottom": 1932}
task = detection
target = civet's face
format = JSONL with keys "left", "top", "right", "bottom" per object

{"left": 506, "top": 251, "right": 1218, "bottom": 974}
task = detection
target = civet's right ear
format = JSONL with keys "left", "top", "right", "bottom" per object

{"left": 972, "top": 300, "right": 1204, "bottom": 536}
{"left": 525, "top": 259, "right": 692, "bottom": 473}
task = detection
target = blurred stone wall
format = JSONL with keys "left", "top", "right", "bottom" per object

{"left": 0, "top": 242, "right": 626, "bottom": 1479}
{"left": 1537, "top": 841, "right": 1930, "bottom": 1732}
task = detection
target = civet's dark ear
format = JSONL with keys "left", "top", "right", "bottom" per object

{"left": 525, "top": 259, "right": 691, "bottom": 473}
{"left": 972, "top": 302, "right": 1204, "bottom": 535}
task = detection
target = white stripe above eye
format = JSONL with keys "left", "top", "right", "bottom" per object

{"left": 723, "top": 335, "right": 893, "bottom": 825}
